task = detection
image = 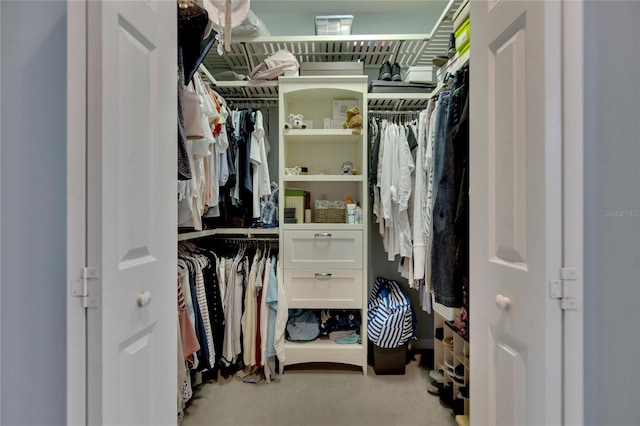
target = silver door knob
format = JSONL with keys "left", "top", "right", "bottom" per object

{"left": 137, "top": 291, "right": 152, "bottom": 307}
{"left": 495, "top": 294, "right": 511, "bottom": 310}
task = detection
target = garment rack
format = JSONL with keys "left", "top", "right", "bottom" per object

{"left": 225, "top": 98, "right": 278, "bottom": 109}
{"left": 369, "top": 110, "right": 423, "bottom": 123}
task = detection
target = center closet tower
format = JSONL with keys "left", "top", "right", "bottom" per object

{"left": 277, "top": 76, "right": 369, "bottom": 374}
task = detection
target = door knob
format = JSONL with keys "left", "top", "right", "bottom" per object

{"left": 495, "top": 294, "right": 510, "bottom": 310}
{"left": 137, "top": 291, "right": 152, "bottom": 307}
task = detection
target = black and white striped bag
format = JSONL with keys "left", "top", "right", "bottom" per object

{"left": 367, "top": 277, "right": 415, "bottom": 349}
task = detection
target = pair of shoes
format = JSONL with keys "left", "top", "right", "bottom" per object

{"left": 427, "top": 380, "right": 440, "bottom": 395}
{"left": 429, "top": 369, "right": 445, "bottom": 383}
{"left": 378, "top": 61, "right": 402, "bottom": 81}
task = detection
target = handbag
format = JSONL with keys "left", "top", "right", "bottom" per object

{"left": 183, "top": 82, "right": 205, "bottom": 140}
{"left": 367, "top": 277, "right": 416, "bottom": 348}
{"left": 286, "top": 310, "right": 320, "bottom": 342}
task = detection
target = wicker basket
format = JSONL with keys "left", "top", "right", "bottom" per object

{"left": 314, "top": 207, "right": 346, "bottom": 223}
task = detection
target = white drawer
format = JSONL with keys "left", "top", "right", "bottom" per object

{"left": 283, "top": 230, "right": 362, "bottom": 269}
{"left": 284, "top": 269, "right": 363, "bottom": 309}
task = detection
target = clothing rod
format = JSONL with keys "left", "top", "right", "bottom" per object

{"left": 203, "top": 236, "right": 279, "bottom": 241}
{"left": 225, "top": 97, "right": 278, "bottom": 102}
{"left": 368, "top": 110, "right": 424, "bottom": 114}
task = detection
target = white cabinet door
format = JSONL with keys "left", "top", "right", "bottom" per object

{"left": 470, "top": 1, "right": 563, "bottom": 424}
{"left": 86, "top": 1, "right": 177, "bottom": 424}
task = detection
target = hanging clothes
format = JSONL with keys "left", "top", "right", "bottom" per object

{"left": 378, "top": 121, "right": 415, "bottom": 262}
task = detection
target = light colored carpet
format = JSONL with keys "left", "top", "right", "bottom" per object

{"left": 181, "top": 351, "right": 457, "bottom": 426}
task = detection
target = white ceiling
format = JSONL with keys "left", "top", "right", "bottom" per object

{"left": 250, "top": 0, "right": 447, "bottom": 15}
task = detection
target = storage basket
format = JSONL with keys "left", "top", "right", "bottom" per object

{"left": 314, "top": 208, "right": 346, "bottom": 223}
{"left": 314, "top": 198, "right": 346, "bottom": 223}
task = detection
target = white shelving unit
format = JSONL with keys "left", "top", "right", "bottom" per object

{"left": 434, "top": 314, "right": 470, "bottom": 418}
{"left": 278, "top": 75, "right": 369, "bottom": 375}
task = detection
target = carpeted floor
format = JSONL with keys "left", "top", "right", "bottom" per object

{"left": 180, "top": 349, "right": 457, "bottom": 426}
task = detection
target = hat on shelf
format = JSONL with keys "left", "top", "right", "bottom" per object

{"left": 204, "top": 0, "right": 250, "bottom": 28}
{"left": 202, "top": 0, "right": 250, "bottom": 52}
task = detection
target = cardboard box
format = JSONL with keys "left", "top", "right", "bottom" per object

{"left": 403, "top": 66, "right": 434, "bottom": 84}
{"left": 453, "top": 0, "right": 470, "bottom": 31}
{"left": 455, "top": 17, "right": 470, "bottom": 56}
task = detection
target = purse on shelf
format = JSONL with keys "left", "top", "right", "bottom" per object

{"left": 286, "top": 310, "right": 320, "bottom": 342}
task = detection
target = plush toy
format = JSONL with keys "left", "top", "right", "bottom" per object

{"left": 343, "top": 107, "right": 363, "bottom": 134}
{"left": 284, "top": 113, "right": 307, "bottom": 130}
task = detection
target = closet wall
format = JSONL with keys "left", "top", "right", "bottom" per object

{"left": 583, "top": 2, "right": 640, "bottom": 425}
{"left": 0, "top": 2, "right": 68, "bottom": 425}
{"left": 250, "top": 1, "right": 444, "bottom": 36}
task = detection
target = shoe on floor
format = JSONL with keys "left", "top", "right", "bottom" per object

{"left": 427, "top": 380, "right": 440, "bottom": 395}
{"left": 391, "top": 63, "right": 401, "bottom": 81}
{"left": 429, "top": 369, "right": 444, "bottom": 383}
{"left": 379, "top": 61, "right": 392, "bottom": 81}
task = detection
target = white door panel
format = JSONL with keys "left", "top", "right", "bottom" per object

{"left": 86, "top": 1, "right": 176, "bottom": 425}
{"left": 470, "top": 1, "right": 563, "bottom": 424}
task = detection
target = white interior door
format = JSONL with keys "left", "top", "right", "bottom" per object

{"left": 86, "top": 1, "right": 177, "bottom": 424}
{"left": 470, "top": 1, "right": 563, "bottom": 425}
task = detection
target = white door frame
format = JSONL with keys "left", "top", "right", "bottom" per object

{"left": 0, "top": 4, "right": 3, "bottom": 421}
{"left": 61, "top": 0, "right": 586, "bottom": 423}
{"left": 66, "top": 0, "right": 88, "bottom": 424}
{"left": 562, "top": 1, "right": 584, "bottom": 424}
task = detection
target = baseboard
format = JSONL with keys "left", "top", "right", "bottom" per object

{"left": 411, "top": 338, "right": 434, "bottom": 350}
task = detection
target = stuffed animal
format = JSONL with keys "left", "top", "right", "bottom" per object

{"left": 284, "top": 113, "right": 307, "bottom": 130}
{"left": 343, "top": 107, "right": 362, "bottom": 134}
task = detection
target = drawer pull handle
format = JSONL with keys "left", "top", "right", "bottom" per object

{"left": 315, "top": 273, "right": 332, "bottom": 279}
{"left": 314, "top": 233, "right": 332, "bottom": 237}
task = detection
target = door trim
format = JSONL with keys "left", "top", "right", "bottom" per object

{"left": 562, "top": 0, "right": 584, "bottom": 424}
{"left": 66, "top": 0, "right": 87, "bottom": 424}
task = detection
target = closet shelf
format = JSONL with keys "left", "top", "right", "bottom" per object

{"left": 201, "top": 33, "right": 432, "bottom": 75}
{"left": 416, "top": 0, "right": 466, "bottom": 68}
{"left": 177, "top": 227, "right": 279, "bottom": 241}
{"left": 202, "top": 0, "right": 464, "bottom": 111}
{"left": 283, "top": 175, "right": 364, "bottom": 183}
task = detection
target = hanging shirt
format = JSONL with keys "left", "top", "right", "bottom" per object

{"left": 241, "top": 249, "right": 261, "bottom": 367}
{"left": 250, "top": 110, "right": 272, "bottom": 219}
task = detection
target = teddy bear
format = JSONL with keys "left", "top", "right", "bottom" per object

{"left": 284, "top": 113, "right": 307, "bottom": 130}
{"left": 342, "top": 106, "right": 362, "bottom": 134}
